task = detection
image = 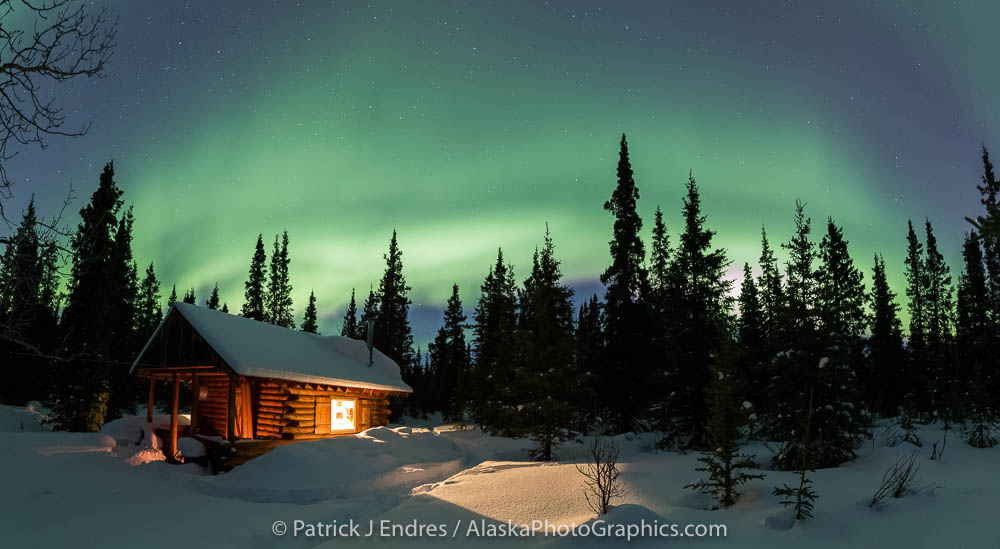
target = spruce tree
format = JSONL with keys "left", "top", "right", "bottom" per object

{"left": 773, "top": 387, "right": 818, "bottom": 520}
{"left": 0, "top": 198, "right": 59, "bottom": 404}
{"left": 904, "top": 220, "right": 927, "bottom": 407}
{"left": 467, "top": 248, "right": 519, "bottom": 432}
{"left": 956, "top": 234, "right": 989, "bottom": 379}
{"left": 772, "top": 203, "right": 867, "bottom": 469}
{"left": 108, "top": 206, "right": 138, "bottom": 357}
{"left": 758, "top": 226, "right": 783, "bottom": 349}
{"left": 923, "top": 221, "right": 954, "bottom": 352}
{"left": 770, "top": 200, "right": 822, "bottom": 468}
{"left": 55, "top": 161, "right": 123, "bottom": 431}
{"left": 341, "top": 288, "right": 359, "bottom": 339}
{"left": 600, "top": 134, "right": 651, "bottom": 433}
{"left": 221, "top": 302, "right": 229, "bottom": 314}
{"left": 302, "top": 290, "right": 319, "bottom": 334}
{"left": 0, "top": 200, "right": 42, "bottom": 344}
{"left": 755, "top": 226, "right": 782, "bottom": 430}
{"left": 374, "top": 230, "right": 414, "bottom": 368}
{"left": 358, "top": 286, "right": 379, "bottom": 341}
{"left": 575, "top": 294, "right": 605, "bottom": 423}
{"left": 817, "top": 218, "right": 866, "bottom": 340}
{"left": 182, "top": 287, "right": 196, "bottom": 305}
{"left": 266, "top": 231, "right": 294, "bottom": 328}
{"left": 106, "top": 201, "right": 140, "bottom": 423}
{"left": 206, "top": 283, "right": 220, "bottom": 310}
{"left": 965, "top": 147, "right": 1000, "bottom": 420}
{"left": 737, "top": 262, "right": 767, "bottom": 415}
{"left": 373, "top": 230, "right": 415, "bottom": 422}
{"left": 167, "top": 285, "right": 177, "bottom": 309}
{"left": 515, "top": 227, "right": 578, "bottom": 460}
{"left": 648, "top": 205, "right": 671, "bottom": 298}
{"left": 686, "top": 341, "right": 764, "bottom": 507}
{"left": 241, "top": 234, "right": 267, "bottom": 321}
{"left": 923, "top": 220, "right": 956, "bottom": 419}
{"left": 868, "top": 254, "right": 907, "bottom": 416}
{"left": 956, "top": 232, "right": 994, "bottom": 436}
{"left": 661, "top": 173, "right": 732, "bottom": 449}
{"left": 813, "top": 217, "right": 869, "bottom": 462}
{"left": 135, "top": 262, "right": 162, "bottom": 340}
{"left": 645, "top": 205, "right": 674, "bottom": 420}
{"left": 427, "top": 283, "right": 469, "bottom": 420}
{"left": 968, "top": 148, "right": 1000, "bottom": 337}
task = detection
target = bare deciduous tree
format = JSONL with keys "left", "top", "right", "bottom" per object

{"left": 0, "top": 0, "right": 117, "bottom": 220}
{"left": 575, "top": 437, "right": 626, "bottom": 516}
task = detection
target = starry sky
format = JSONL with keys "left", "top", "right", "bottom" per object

{"left": 4, "top": 1, "right": 999, "bottom": 344}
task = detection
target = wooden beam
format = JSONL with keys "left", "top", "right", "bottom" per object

{"left": 169, "top": 373, "right": 180, "bottom": 461}
{"left": 190, "top": 374, "right": 200, "bottom": 434}
{"left": 227, "top": 374, "right": 237, "bottom": 441}
{"left": 147, "top": 376, "right": 155, "bottom": 423}
{"left": 137, "top": 365, "right": 218, "bottom": 376}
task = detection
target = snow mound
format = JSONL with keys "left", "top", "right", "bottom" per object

{"left": 125, "top": 447, "right": 166, "bottom": 466}
{"left": 417, "top": 460, "right": 597, "bottom": 527}
{"left": 0, "top": 402, "right": 51, "bottom": 432}
{"left": 99, "top": 414, "right": 192, "bottom": 465}
{"left": 198, "top": 426, "right": 470, "bottom": 504}
{"left": 30, "top": 433, "right": 116, "bottom": 455}
{"left": 177, "top": 437, "right": 205, "bottom": 458}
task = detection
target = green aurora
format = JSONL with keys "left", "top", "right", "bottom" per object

{"left": 6, "top": 1, "right": 1000, "bottom": 341}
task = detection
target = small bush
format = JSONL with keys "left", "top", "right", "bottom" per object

{"left": 575, "top": 437, "right": 626, "bottom": 516}
{"left": 869, "top": 452, "right": 936, "bottom": 509}
{"left": 964, "top": 409, "right": 999, "bottom": 449}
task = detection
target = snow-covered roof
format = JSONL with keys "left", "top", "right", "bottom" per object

{"left": 130, "top": 303, "right": 412, "bottom": 394}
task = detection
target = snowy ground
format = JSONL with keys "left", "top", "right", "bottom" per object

{"left": 1, "top": 404, "right": 997, "bottom": 548}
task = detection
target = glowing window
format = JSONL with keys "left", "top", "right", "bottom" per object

{"left": 331, "top": 399, "right": 356, "bottom": 431}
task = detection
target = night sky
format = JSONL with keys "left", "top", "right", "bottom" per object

{"left": 5, "top": 1, "right": 999, "bottom": 344}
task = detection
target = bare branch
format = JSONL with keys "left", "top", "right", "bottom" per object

{"left": 0, "top": 0, "right": 117, "bottom": 218}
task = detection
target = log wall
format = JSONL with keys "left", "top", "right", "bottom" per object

{"left": 195, "top": 375, "right": 229, "bottom": 437}
{"left": 249, "top": 379, "right": 399, "bottom": 441}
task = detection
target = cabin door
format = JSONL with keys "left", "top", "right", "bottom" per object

{"left": 235, "top": 378, "right": 253, "bottom": 439}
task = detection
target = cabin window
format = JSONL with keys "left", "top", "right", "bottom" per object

{"left": 330, "top": 398, "right": 356, "bottom": 431}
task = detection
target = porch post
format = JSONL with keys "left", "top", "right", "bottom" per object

{"left": 227, "top": 373, "right": 237, "bottom": 441}
{"left": 147, "top": 376, "right": 155, "bottom": 423}
{"left": 190, "top": 374, "right": 199, "bottom": 434}
{"left": 168, "top": 373, "right": 179, "bottom": 461}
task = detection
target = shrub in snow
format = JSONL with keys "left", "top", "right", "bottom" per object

{"left": 685, "top": 349, "right": 765, "bottom": 508}
{"left": 898, "top": 413, "right": 922, "bottom": 447}
{"left": 878, "top": 423, "right": 905, "bottom": 448}
{"left": 869, "top": 451, "right": 936, "bottom": 509}
{"left": 964, "top": 408, "right": 999, "bottom": 449}
{"left": 773, "top": 467, "right": 817, "bottom": 520}
{"left": 773, "top": 387, "right": 818, "bottom": 520}
{"left": 575, "top": 437, "right": 625, "bottom": 516}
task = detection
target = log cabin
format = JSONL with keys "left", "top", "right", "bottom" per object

{"left": 129, "top": 302, "right": 412, "bottom": 467}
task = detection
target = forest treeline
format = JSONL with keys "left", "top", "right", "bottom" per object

{"left": 1, "top": 136, "right": 998, "bottom": 467}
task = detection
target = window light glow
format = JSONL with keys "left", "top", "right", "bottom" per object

{"left": 331, "top": 399, "right": 356, "bottom": 431}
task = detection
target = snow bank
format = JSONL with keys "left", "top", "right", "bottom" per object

{"left": 198, "top": 426, "right": 474, "bottom": 504}
{"left": 28, "top": 432, "right": 116, "bottom": 455}
{"left": 0, "top": 402, "right": 51, "bottom": 432}
{"left": 2, "top": 415, "right": 998, "bottom": 548}
{"left": 413, "top": 460, "right": 598, "bottom": 527}
{"left": 99, "top": 414, "right": 190, "bottom": 465}
{"left": 177, "top": 437, "right": 205, "bottom": 458}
